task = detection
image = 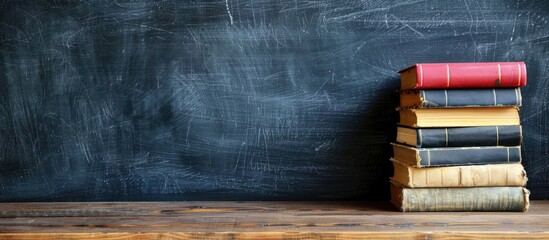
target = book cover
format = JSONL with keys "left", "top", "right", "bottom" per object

{"left": 400, "top": 88, "right": 522, "bottom": 108}
{"left": 398, "top": 107, "right": 520, "bottom": 128}
{"left": 390, "top": 181, "right": 530, "bottom": 212}
{"left": 396, "top": 126, "right": 522, "bottom": 148}
{"left": 391, "top": 143, "right": 521, "bottom": 167}
{"left": 399, "top": 62, "right": 527, "bottom": 90}
{"left": 390, "top": 160, "right": 527, "bottom": 188}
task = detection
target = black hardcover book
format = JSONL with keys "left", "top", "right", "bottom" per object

{"left": 397, "top": 126, "right": 522, "bottom": 148}
{"left": 391, "top": 143, "right": 521, "bottom": 167}
{"left": 400, "top": 88, "right": 522, "bottom": 108}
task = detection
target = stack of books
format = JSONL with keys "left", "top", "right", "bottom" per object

{"left": 390, "top": 62, "right": 530, "bottom": 212}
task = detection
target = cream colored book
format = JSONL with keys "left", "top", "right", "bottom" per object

{"left": 390, "top": 159, "right": 527, "bottom": 188}
{"left": 390, "top": 181, "right": 530, "bottom": 212}
{"left": 398, "top": 107, "right": 520, "bottom": 128}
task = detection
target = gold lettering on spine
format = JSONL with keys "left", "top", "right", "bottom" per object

{"left": 418, "top": 64, "right": 424, "bottom": 86}
{"left": 517, "top": 63, "right": 522, "bottom": 86}
{"left": 446, "top": 64, "right": 450, "bottom": 87}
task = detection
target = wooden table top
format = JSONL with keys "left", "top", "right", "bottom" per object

{"left": 0, "top": 201, "right": 547, "bottom": 239}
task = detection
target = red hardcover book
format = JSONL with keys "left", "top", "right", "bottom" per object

{"left": 398, "top": 62, "right": 527, "bottom": 90}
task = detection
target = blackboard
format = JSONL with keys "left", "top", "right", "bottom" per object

{"left": 0, "top": 0, "right": 547, "bottom": 201}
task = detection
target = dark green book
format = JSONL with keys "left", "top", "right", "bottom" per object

{"left": 391, "top": 181, "right": 530, "bottom": 212}
{"left": 397, "top": 126, "right": 522, "bottom": 148}
{"left": 391, "top": 143, "right": 521, "bottom": 167}
{"left": 400, "top": 88, "right": 522, "bottom": 108}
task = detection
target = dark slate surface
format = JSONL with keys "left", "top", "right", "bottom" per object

{"left": 0, "top": 0, "right": 547, "bottom": 201}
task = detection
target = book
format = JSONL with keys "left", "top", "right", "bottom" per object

{"left": 400, "top": 88, "right": 522, "bottom": 108}
{"left": 399, "top": 62, "right": 527, "bottom": 90}
{"left": 390, "top": 181, "right": 530, "bottom": 212}
{"left": 391, "top": 143, "right": 521, "bottom": 167}
{"left": 396, "top": 126, "right": 522, "bottom": 148}
{"left": 399, "top": 107, "right": 520, "bottom": 128}
{"left": 390, "top": 159, "right": 527, "bottom": 188}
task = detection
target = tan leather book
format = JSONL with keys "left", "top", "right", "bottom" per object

{"left": 390, "top": 181, "right": 530, "bottom": 212}
{"left": 390, "top": 159, "right": 527, "bottom": 188}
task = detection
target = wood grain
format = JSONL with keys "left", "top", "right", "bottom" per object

{"left": 0, "top": 201, "right": 547, "bottom": 239}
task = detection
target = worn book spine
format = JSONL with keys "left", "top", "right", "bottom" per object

{"left": 391, "top": 143, "right": 522, "bottom": 167}
{"left": 416, "top": 126, "right": 522, "bottom": 147}
{"left": 399, "top": 62, "right": 527, "bottom": 89}
{"left": 417, "top": 145, "right": 521, "bottom": 167}
{"left": 403, "top": 88, "right": 522, "bottom": 108}
{"left": 391, "top": 182, "right": 530, "bottom": 212}
{"left": 391, "top": 160, "right": 527, "bottom": 188}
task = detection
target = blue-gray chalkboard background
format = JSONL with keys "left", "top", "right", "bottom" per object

{"left": 0, "top": 0, "right": 547, "bottom": 201}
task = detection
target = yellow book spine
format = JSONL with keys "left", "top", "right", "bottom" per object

{"left": 392, "top": 160, "right": 527, "bottom": 188}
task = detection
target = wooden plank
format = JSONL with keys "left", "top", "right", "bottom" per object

{"left": 2, "top": 232, "right": 549, "bottom": 240}
{"left": 0, "top": 201, "right": 547, "bottom": 239}
{"left": 2, "top": 201, "right": 549, "bottom": 217}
